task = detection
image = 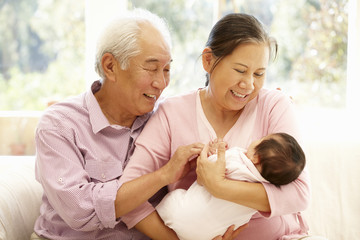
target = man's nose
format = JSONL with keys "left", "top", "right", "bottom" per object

{"left": 153, "top": 72, "right": 169, "bottom": 90}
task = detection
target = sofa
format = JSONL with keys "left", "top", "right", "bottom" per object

{"left": 0, "top": 111, "right": 359, "bottom": 240}
{"left": 0, "top": 156, "right": 43, "bottom": 240}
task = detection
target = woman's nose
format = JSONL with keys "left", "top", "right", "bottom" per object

{"left": 239, "top": 75, "right": 254, "bottom": 91}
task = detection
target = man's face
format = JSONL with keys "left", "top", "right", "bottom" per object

{"left": 114, "top": 24, "right": 172, "bottom": 117}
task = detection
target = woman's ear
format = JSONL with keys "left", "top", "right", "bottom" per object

{"left": 202, "top": 47, "right": 214, "bottom": 73}
{"left": 101, "top": 53, "right": 118, "bottom": 82}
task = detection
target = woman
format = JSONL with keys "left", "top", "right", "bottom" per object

{"left": 119, "top": 13, "right": 311, "bottom": 240}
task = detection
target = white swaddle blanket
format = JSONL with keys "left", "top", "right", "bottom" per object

{"left": 156, "top": 147, "right": 268, "bottom": 240}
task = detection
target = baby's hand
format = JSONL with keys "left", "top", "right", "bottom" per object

{"left": 208, "top": 138, "right": 228, "bottom": 156}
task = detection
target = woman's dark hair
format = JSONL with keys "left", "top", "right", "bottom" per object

{"left": 254, "top": 133, "right": 306, "bottom": 187}
{"left": 204, "top": 13, "right": 278, "bottom": 86}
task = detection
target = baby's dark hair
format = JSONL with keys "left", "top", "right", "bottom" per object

{"left": 254, "top": 133, "right": 305, "bottom": 187}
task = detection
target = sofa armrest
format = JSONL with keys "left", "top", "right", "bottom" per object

{"left": 0, "top": 156, "right": 43, "bottom": 240}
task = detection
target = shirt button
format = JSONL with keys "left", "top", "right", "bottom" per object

{"left": 101, "top": 173, "right": 106, "bottom": 179}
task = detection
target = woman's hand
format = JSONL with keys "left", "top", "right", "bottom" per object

{"left": 196, "top": 142, "right": 227, "bottom": 196}
{"left": 160, "top": 142, "right": 204, "bottom": 185}
{"left": 212, "top": 224, "right": 249, "bottom": 240}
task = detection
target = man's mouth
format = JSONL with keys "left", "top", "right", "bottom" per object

{"left": 230, "top": 90, "right": 247, "bottom": 98}
{"left": 144, "top": 93, "right": 157, "bottom": 100}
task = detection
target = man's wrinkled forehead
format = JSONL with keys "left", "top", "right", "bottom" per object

{"left": 143, "top": 57, "right": 173, "bottom": 65}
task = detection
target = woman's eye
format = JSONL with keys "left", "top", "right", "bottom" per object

{"left": 234, "top": 69, "right": 245, "bottom": 73}
{"left": 254, "top": 72, "right": 265, "bottom": 77}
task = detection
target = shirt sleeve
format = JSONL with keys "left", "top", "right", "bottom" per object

{"left": 35, "top": 128, "right": 120, "bottom": 231}
{"left": 119, "top": 104, "right": 172, "bottom": 228}
{"left": 258, "top": 91, "right": 311, "bottom": 218}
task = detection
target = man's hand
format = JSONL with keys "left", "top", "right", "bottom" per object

{"left": 212, "top": 224, "right": 248, "bottom": 240}
{"left": 160, "top": 142, "right": 204, "bottom": 185}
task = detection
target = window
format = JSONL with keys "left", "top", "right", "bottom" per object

{"left": 0, "top": 0, "right": 86, "bottom": 155}
{"left": 0, "top": 0, "right": 351, "bottom": 109}
{"left": 128, "top": 0, "right": 349, "bottom": 109}
{"left": 0, "top": 0, "right": 86, "bottom": 110}
{"left": 0, "top": 0, "right": 355, "bottom": 155}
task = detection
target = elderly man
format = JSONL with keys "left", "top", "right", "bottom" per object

{"left": 32, "top": 8, "right": 202, "bottom": 240}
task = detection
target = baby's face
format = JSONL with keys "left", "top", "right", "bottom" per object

{"left": 245, "top": 138, "right": 262, "bottom": 163}
{"left": 246, "top": 134, "right": 276, "bottom": 167}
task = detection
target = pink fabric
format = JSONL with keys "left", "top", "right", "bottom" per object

{"left": 34, "top": 81, "right": 151, "bottom": 240}
{"left": 120, "top": 88, "right": 311, "bottom": 239}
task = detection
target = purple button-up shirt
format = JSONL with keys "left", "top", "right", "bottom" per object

{"left": 34, "top": 81, "right": 151, "bottom": 239}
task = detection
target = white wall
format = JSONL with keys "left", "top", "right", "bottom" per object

{"left": 85, "top": 0, "right": 128, "bottom": 86}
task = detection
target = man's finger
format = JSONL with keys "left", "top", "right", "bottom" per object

{"left": 188, "top": 158, "right": 197, "bottom": 169}
{"left": 189, "top": 143, "right": 204, "bottom": 155}
{"left": 199, "top": 144, "right": 209, "bottom": 162}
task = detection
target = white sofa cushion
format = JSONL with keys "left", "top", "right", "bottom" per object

{"left": 0, "top": 156, "right": 43, "bottom": 240}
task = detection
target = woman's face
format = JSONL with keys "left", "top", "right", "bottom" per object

{"left": 207, "top": 42, "right": 270, "bottom": 112}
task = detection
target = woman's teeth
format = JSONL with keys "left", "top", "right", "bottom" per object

{"left": 231, "top": 90, "right": 246, "bottom": 98}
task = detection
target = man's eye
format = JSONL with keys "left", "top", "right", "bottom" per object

{"left": 144, "top": 68, "right": 157, "bottom": 72}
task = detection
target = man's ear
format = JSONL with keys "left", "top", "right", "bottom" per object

{"left": 101, "top": 53, "right": 118, "bottom": 82}
{"left": 202, "top": 47, "right": 214, "bottom": 73}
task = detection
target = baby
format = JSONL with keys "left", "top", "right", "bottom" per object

{"left": 156, "top": 132, "right": 306, "bottom": 240}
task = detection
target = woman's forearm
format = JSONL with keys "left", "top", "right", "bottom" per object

{"left": 210, "top": 179, "right": 271, "bottom": 212}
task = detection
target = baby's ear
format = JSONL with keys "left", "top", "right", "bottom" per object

{"left": 252, "top": 154, "right": 260, "bottom": 164}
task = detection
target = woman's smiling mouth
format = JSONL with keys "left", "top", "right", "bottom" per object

{"left": 230, "top": 89, "right": 247, "bottom": 98}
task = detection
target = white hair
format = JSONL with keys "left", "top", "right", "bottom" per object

{"left": 94, "top": 8, "right": 172, "bottom": 79}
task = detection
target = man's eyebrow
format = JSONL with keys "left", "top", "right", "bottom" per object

{"left": 145, "top": 58, "right": 173, "bottom": 64}
{"left": 145, "top": 58, "right": 159, "bottom": 63}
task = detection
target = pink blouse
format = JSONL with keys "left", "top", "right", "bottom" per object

{"left": 120, "top": 88, "right": 311, "bottom": 240}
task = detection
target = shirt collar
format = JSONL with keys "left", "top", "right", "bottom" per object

{"left": 86, "top": 80, "right": 152, "bottom": 134}
{"left": 86, "top": 81, "right": 110, "bottom": 134}
{"left": 132, "top": 111, "right": 152, "bottom": 131}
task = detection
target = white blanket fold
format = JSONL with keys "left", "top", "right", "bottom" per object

{"left": 156, "top": 147, "right": 267, "bottom": 240}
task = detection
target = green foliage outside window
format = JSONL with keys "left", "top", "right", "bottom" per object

{"left": 0, "top": 0, "right": 85, "bottom": 110}
{"left": 0, "top": 0, "right": 348, "bottom": 110}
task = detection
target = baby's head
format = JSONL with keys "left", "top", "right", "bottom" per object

{"left": 247, "top": 133, "right": 306, "bottom": 186}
